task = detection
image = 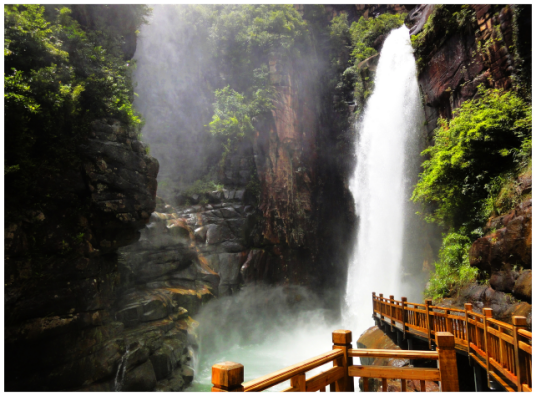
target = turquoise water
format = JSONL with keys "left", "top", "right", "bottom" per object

{"left": 187, "top": 300, "right": 342, "bottom": 392}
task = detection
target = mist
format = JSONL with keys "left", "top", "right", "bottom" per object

{"left": 191, "top": 285, "right": 338, "bottom": 391}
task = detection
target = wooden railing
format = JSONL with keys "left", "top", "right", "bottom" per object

{"left": 211, "top": 330, "right": 459, "bottom": 392}
{"left": 373, "top": 292, "right": 532, "bottom": 392}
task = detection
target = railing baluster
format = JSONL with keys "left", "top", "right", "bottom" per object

{"left": 363, "top": 377, "right": 369, "bottom": 392}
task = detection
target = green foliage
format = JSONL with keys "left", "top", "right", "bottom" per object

{"left": 425, "top": 232, "right": 479, "bottom": 300}
{"left": 182, "top": 176, "right": 224, "bottom": 197}
{"left": 411, "top": 86, "right": 532, "bottom": 231}
{"left": 349, "top": 13, "right": 406, "bottom": 63}
{"left": 4, "top": 4, "right": 150, "bottom": 219}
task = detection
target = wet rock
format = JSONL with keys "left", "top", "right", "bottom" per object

{"left": 182, "top": 365, "right": 194, "bottom": 384}
{"left": 122, "top": 360, "right": 157, "bottom": 391}
{"left": 513, "top": 270, "right": 531, "bottom": 301}
{"left": 149, "top": 348, "right": 173, "bottom": 381}
{"left": 205, "top": 224, "right": 233, "bottom": 245}
{"left": 194, "top": 226, "right": 207, "bottom": 243}
{"left": 490, "top": 270, "right": 516, "bottom": 292}
{"left": 221, "top": 241, "right": 245, "bottom": 253}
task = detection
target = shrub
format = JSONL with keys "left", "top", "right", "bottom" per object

{"left": 425, "top": 232, "right": 479, "bottom": 300}
{"left": 411, "top": 86, "right": 532, "bottom": 232}
{"left": 349, "top": 13, "right": 406, "bottom": 63}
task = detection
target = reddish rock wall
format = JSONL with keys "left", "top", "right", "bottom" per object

{"left": 413, "top": 5, "right": 520, "bottom": 135}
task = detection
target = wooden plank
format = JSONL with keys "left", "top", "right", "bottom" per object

{"left": 348, "top": 366, "right": 440, "bottom": 381}
{"left": 518, "top": 329, "right": 532, "bottom": 339}
{"left": 420, "top": 380, "right": 426, "bottom": 392}
{"left": 518, "top": 340, "right": 532, "bottom": 355}
{"left": 487, "top": 325, "right": 514, "bottom": 344}
{"left": 489, "top": 370, "right": 516, "bottom": 392}
{"left": 243, "top": 349, "right": 343, "bottom": 392}
{"left": 489, "top": 357, "right": 518, "bottom": 385}
{"left": 348, "top": 349, "right": 438, "bottom": 360}
{"left": 469, "top": 353, "right": 487, "bottom": 370}
{"left": 382, "top": 378, "right": 387, "bottom": 392}
{"left": 522, "top": 384, "right": 531, "bottom": 392}
{"left": 430, "top": 305, "right": 466, "bottom": 314}
{"left": 488, "top": 318, "right": 513, "bottom": 330}
{"left": 470, "top": 342, "right": 487, "bottom": 359}
{"left": 305, "top": 367, "right": 344, "bottom": 392}
{"left": 401, "top": 378, "right": 406, "bottom": 392}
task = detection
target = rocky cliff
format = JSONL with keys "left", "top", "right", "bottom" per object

{"left": 407, "top": 4, "right": 531, "bottom": 322}
{"left": 5, "top": 119, "right": 160, "bottom": 390}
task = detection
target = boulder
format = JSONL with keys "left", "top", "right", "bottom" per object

{"left": 149, "top": 348, "right": 173, "bottom": 381}
{"left": 513, "top": 270, "right": 532, "bottom": 301}
{"left": 205, "top": 224, "right": 233, "bottom": 245}
{"left": 122, "top": 360, "right": 157, "bottom": 391}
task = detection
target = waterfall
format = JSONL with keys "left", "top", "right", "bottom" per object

{"left": 344, "top": 26, "right": 424, "bottom": 337}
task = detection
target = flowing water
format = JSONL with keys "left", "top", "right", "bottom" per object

{"left": 343, "top": 25, "right": 424, "bottom": 337}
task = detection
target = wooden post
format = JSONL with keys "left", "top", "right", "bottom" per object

{"left": 464, "top": 303, "right": 473, "bottom": 366}
{"left": 290, "top": 373, "right": 306, "bottom": 392}
{"left": 512, "top": 316, "right": 527, "bottom": 392}
{"left": 379, "top": 294, "right": 384, "bottom": 320}
{"left": 332, "top": 330, "right": 354, "bottom": 392}
{"left": 372, "top": 292, "right": 376, "bottom": 319}
{"left": 212, "top": 361, "right": 244, "bottom": 392}
{"left": 436, "top": 332, "right": 459, "bottom": 392}
{"left": 401, "top": 297, "right": 407, "bottom": 340}
{"left": 445, "top": 309, "right": 453, "bottom": 334}
{"left": 389, "top": 295, "right": 395, "bottom": 332}
{"left": 482, "top": 308, "right": 492, "bottom": 388}
{"left": 425, "top": 299, "right": 433, "bottom": 349}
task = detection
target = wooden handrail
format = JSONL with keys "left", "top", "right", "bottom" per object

{"left": 212, "top": 330, "right": 456, "bottom": 392}
{"left": 372, "top": 292, "right": 532, "bottom": 392}
{"left": 242, "top": 349, "right": 343, "bottom": 392}
{"left": 349, "top": 349, "right": 438, "bottom": 360}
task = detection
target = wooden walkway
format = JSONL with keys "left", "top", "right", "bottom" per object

{"left": 373, "top": 292, "right": 532, "bottom": 392}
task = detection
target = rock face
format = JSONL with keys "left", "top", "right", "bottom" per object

{"left": 412, "top": 5, "right": 523, "bottom": 135}
{"left": 357, "top": 326, "right": 439, "bottom": 392}
{"left": 4, "top": 119, "right": 159, "bottom": 391}
{"left": 466, "top": 192, "right": 532, "bottom": 305}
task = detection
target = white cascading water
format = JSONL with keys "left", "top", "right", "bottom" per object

{"left": 344, "top": 25, "right": 424, "bottom": 337}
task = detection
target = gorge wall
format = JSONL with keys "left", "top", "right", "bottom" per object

{"left": 407, "top": 4, "right": 532, "bottom": 325}
{"left": 4, "top": 6, "right": 197, "bottom": 391}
